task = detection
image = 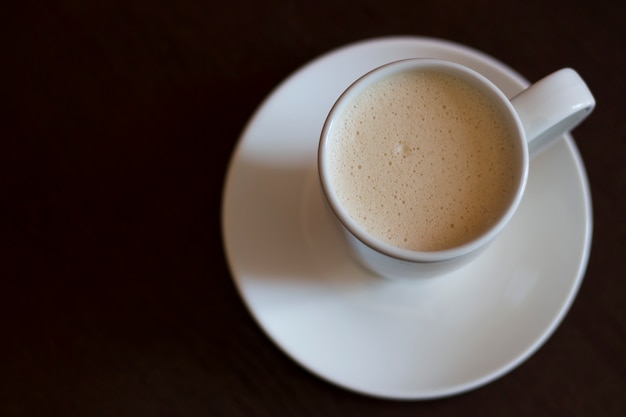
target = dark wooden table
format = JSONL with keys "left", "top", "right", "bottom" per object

{"left": 2, "top": 1, "right": 624, "bottom": 415}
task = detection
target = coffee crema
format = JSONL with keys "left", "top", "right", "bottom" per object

{"left": 326, "top": 70, "right": 520, "bottom": 251}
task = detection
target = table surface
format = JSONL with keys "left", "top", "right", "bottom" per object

{"left": 2, "top": 1, "right": 625, "bottom": 416}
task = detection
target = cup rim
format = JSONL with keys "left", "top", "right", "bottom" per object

{"left": 318, "top": 58, "right": 529, "bottom": 263}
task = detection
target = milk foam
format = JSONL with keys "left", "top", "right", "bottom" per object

{"left": 327, "top": 70, "right": 519, "bottom": 251}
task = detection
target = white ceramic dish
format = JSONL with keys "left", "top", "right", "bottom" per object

{"left": 221, "top": 37, "right": 592, "bottom": 399}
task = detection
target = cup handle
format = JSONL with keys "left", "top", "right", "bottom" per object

{"left": 510, "top": 68, "right": 595, "bottom": 156}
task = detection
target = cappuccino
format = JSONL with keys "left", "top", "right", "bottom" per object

{"left": 326, "top": 70, "right": 520, "bottom": 251}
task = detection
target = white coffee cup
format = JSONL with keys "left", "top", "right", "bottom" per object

{"left": 318, "top": 59, "right": 594, "bottom": 279}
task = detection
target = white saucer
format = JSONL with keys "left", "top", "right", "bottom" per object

{"left": 221, "top": 37, "right": 592, "bottom": 399}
